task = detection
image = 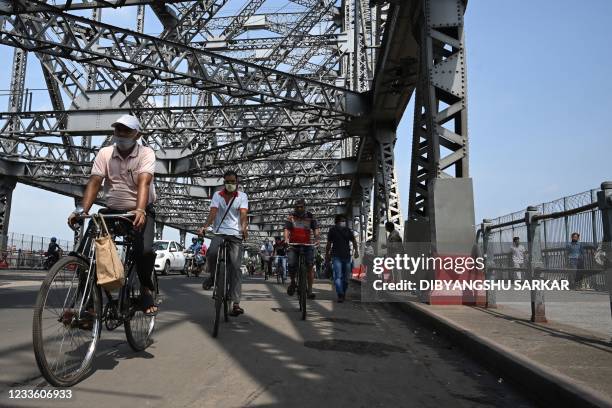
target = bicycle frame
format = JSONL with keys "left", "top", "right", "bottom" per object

{"left": 212, "top": 241, "right": 229, "bottom": 302}
{"left": 207, "top": 231, "right": 242, "bottom": 337}
{"left": 288, "top": 243, "right": 316, "bottom": 320}
{"left": 72, "top": 213, "right": 138, "bottom": 323}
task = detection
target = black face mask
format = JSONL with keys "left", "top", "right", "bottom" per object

{"left": 295, "top": 208, "right": 305, "bottom": 216}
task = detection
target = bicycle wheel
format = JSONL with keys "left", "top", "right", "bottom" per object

{"left": 213, "top": 261, "right": 225, "bottom": 338}
{"left": 299, "top": 257, "right": 307, "bottom": 320}
{"left": 33, "top": 256, "right": 102, "bottom": 387}
{"left": 275, "top": 262, "right": 280, "bottom": 284}
{"left": 125, "top": 265, "right": 157, "bottom": 351}
{"left": 223, "top": 257, "right": 229, "bottom": 323}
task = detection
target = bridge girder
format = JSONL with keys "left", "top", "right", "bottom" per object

{"left": 0, "top": 0, "right": 470, "bottom": 247}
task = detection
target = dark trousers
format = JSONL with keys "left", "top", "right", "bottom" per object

{"left": 132, "top": 212, "right": 156, "bottom": 291}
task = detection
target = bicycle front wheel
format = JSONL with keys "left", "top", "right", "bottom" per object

{"left": 33, "top": 256, "right": 102, "bottom": 387}
{"left": 299, "top": 261, "right": 307, "bottom": 320}
{"left": 213, "top": 266, "right": 225, "bottom": 338}
{"left": 125, "top": 266, "right": 157, "bottom": 351}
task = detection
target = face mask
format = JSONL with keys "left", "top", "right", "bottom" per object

{"left": 337, "top": 222, "right": 346, "bottom": 228}
{"left": 114, "top": 136, "right": 136, "bottom": 150}
{"left": 225, "top": 183, "right": 237, "bottom": 193}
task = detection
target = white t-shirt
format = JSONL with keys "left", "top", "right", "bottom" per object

{"left": 260, "top": 243, "right": 273, "bottom": 255}
{"left": 210, "top": 190, "right": 248, "bottom": 237}
{"left": 511, "top": 244, "right": 526, "bottom": 264}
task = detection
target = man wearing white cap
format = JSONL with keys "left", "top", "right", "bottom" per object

{"left": 68, "top": 114, "right": 159, "bottom": 315}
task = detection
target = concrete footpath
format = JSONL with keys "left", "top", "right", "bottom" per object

{"left": 1, "top": 270, "right": 535, "bottom": 408}
{"left": 378, "top": 289, "right": 612, "bottom": 408}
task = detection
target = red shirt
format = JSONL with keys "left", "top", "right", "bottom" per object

{"left": 285, "top": 211, "right": 318, "bottom": 244}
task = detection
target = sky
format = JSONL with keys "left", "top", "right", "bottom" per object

{"left": 1, "top": 0, "right": 611, "bottom": 244}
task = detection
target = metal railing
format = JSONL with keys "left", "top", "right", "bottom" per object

{"left": 0, "top": 232, "right": 71, "bottom": 270}
{"left": 479, "top": 182, "right": 612, "bottom": 323}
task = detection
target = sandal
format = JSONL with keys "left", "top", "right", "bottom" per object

{"left": 140, "top": 292, "right": 158, "bottom": 317}
{"left": 230, "top": 304, "right": 244, "bottom": 316}
{"left": 77, "top": 309, "right": 95, "bottom": 331}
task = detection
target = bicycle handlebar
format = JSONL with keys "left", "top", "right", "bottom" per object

{"left": 206, "top": 230, "right": 243, "bottom": 240}
{"left": 76, "top": 212, "right": 135, "bottom": 220}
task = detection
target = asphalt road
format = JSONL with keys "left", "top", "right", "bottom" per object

{"left": 0, "top": 270, "right": 535, "bottom": 408}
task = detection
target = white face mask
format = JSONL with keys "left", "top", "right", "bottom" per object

{"left": 337, "top": 222, "right": 346, "bottom": 228}
{"left": 113, "top": 136, "right": 136, "bottom": 151}
{"left": 225, "top": 183, "right": 237, "bottom": 193}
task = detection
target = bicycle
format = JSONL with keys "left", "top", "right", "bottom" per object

{"left": 207, "top": 231, "right": 240, "bottom": 338}
{"left": 262, "top": 255, "right": 272, "bottom": 281}
{"left": 32, "top": 212, "right": 158, "bottom": 387}
{"left": 288, "top": 243, "right": 316, "bottom": 320}
{"left": 272, "top": 255, "right": 287, "bottom": 284}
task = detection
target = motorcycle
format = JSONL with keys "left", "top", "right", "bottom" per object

{"left": 43, "top": 252, "right": 60, "bottom": 270}
{"left": 192, "top": 253, "right": 206, "bottom": 277}
{"left": 183, "top": 250, "right": 194, "bottom": 277}
{"left": 184, "top": 250, "right": 205, "bottom": 277}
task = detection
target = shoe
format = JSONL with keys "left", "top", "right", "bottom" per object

{"left": 287, "top": 283, "right": 296, "bottom": 296}
{"left": 202, "top": 278, "right": 214, "bottom": 290}
{"left": 230, "top": 304, "right": 244, "bottom": 316}
{"left": 337, "top": 295, "right": 344, "bottom": 303}
{"left": 307, "top": 293, "right": 316, "bottom": 300}
{"left": 77, "top": 309, "right": 96, "bottom": 330}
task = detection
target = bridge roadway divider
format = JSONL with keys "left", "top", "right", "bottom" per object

{"left": 351, "top": 277, "right": 612, "bottom": 408}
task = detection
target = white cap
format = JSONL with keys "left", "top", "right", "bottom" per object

{"left": 111, "top": 114, "right": 140, "bottom": 132}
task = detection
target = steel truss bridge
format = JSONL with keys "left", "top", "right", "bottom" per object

{"left": 0, "top": 0, "right": 470, "bottom": 250}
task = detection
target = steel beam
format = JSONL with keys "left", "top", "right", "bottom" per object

{"left": 408, "top": 0, "right": 469, "bottom": 220}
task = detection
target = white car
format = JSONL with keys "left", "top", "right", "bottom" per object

{"left": 153, "top": 240, "right": 187, "bottom": 275}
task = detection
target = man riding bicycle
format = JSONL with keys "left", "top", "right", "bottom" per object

{"left": 68, "top": 114, "right": 158, "bottom": 316}
{"left": 198, "top": 171, "right": 248, "bottom": 316}
{"left": 260, "top": 239, "right": 273, "bottom": 279}
{"left": 285, "top": 198, "right": 320, "bottom": 299}
{"left": 273, "top": 236, "right": 288, "bottom": 280}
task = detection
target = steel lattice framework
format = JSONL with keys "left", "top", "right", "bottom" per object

{"left": 0, "top": 0, "right": 469, "bottom": 251}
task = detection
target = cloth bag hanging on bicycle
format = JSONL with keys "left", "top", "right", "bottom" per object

{"left": 92, "top": 214, "right": 125, "bottom": 290}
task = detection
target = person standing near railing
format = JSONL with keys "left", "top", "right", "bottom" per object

{"left": 511, "top": 237, "right": 527, "bottom": 280}
{"left": 567, "top": 232, "right": 586, "bottom": 289}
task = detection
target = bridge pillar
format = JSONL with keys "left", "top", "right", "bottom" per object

{"left": 358, "top": 177, "right": 373, "bottom": 248}
{"left": 526, "top": 206, "right": 546, "bottom": 323}
{"left": 405, "top": 0, "right": 474, "bottom": 254}
{"left": 596, "top": 181, "right": 612, "bottom": 322}
{"left": 155, "top": 222, "right": 164, "bottom": 240}
{"left": 0, "top": 177, "right": 16, "bottom": 252}
{"left": 179, "top": 230, "right": 186, "bottom": 247}
{"left": 372, "top": 126, "right": 403, "bottom": 247}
